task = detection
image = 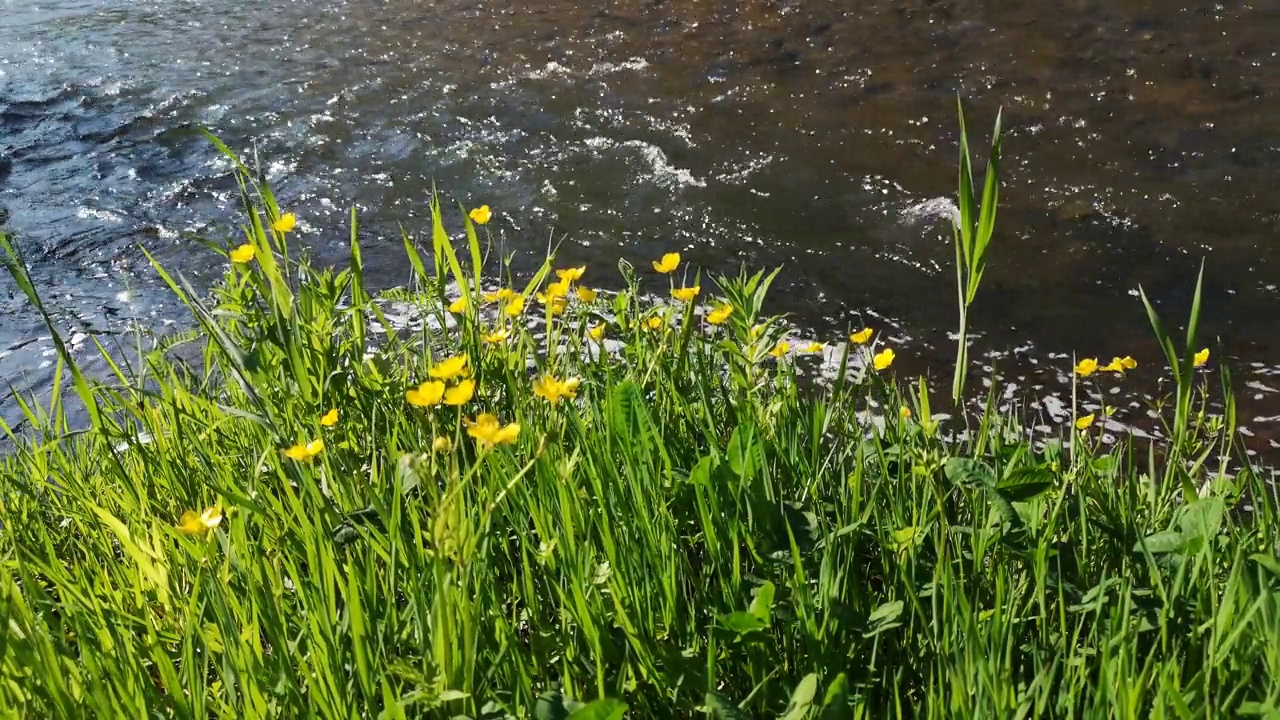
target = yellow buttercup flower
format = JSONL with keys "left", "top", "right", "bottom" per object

{"left": 769, "top": 341, "right": 790, "bottom": 358}
{"left": 320, "top": 408, "right": 338, "bottom": 427}
{"left": 532, "top": 374, "right": 582, "bottom": 405}
{"left": 229, "top": 244, "right": 256, "bottom": 264}
{"left": 749, "top": 324, "right": 765, "bottom": 340}
{"left": 283, "top": 439, "right": 325, "bottom": 462}
{"left": 672, "top": 286, "right": 700, "bottom": 302}
{"left": 547, "top": 278, "right": 572, "bottom": 298}
{"left": 850, "top": 328, "right": 873, "bottom": 345}
{"left": 644, "top": 316, "right": 664, "bottom": 331}
{"left": 556, "top": 266, "right": 586, "bottom": 283}
{"left": 1193, "top": 348, "right": 1210, "bottom": 367}
{"left": 802, "top": 342, "right": 824, "bottom": 353}
{"left": 707, "top": 304, "right": 733, "bottom": 325}
{"left": 588, "top": 323, "right": 606, "bottom": 342}
{"left": 176, "top": 505, "right": 224, "bottom": 536}
{"left": 900, "top": 406, "right": 912, "bottom": 419}
{"left": 271, "top": 213, "right": 297, "bottom": 233}
{"left": 576, "top": 286, "right": 598, "bottom": 302}
{"left": 432, "top": 436, "right": 453, "bottom": 453}
{"left": 503, "top": 295, "right": 526, "bottom": 317}
{"left": 429, "top": 355, "right": 469, "bottom": 380}
{"left": 469, "top": 205, "right": 492, "bottom": 225}
{"left": 448, "top": 296, "right": 468, "bottom": 313}
{"left": 1075, "top": 414, "right": 1095, "bottom": 430}
{"left": 1075, "top": 358, "right": 1098, "bottom": 377}
{"left": 444, "top": 379, "right": 475, "bottom": 406}
{"left": 466, "top": 413, "right": 521, "bottom": 448}
{"left": 483, "top": 288, "right": 516, "bottom": 304}
{"left": 406, "top": 380, "right": 446, "bottom": 407}
{"left": 546, "top": 296, "right": 569, "bottom": 316}
{"left": 482, "top": 328, "right": 510, "bottom": 345}
{"left": 1101, "top": 355, "right": 1137, "bottom": 373}
{"left": 652, "top": 252, "right": 680, "bottom": 274}
{"left": 873, "top": 348, "right": 895, "bottom": 371}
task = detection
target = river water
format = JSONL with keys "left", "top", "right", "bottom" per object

{"left": 2, "top": 1, "right": 1280, "bottom": 453}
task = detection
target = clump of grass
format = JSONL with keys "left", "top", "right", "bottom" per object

{"left": 0, "top": 139, "right": 1279, "bottom": 719}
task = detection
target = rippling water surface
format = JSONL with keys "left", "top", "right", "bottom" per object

{"left": 2, "top": 0, "right": 1280, "bottom": 452}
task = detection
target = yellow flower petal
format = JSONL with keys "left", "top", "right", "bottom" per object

{"left": 671, "top": 286, "right": 700, "bottom": 302}
{"left": 1120, "top": 356, "right": 1137, "bottom": 370}
{"left": 482, "top": 328, "right": 510, "bottom": 345}
{"left": 900, "top": 406, "right": 912, "bottom": 419}
{"left": 769, "top": 341, "right": 790, "bottom": 358}
{"left": 588, "top": 323, "right": 606, "bottom": 342}
{"left": 545, "top": 278, "right": 572, "bottom": 298}
{"left": 444, "top": 379, "right": 475, "bottom": 406}
{"left": 576, "top": 286, "right": 598, "bottom": 302}
{"left": 466, "top": 413, "right": 520, "bottom": 448}
{"left": 428, "top": 355, "right": 469, "bottom": 380}
{"left": 652, "top": 252, "right": 680, "bottom": 274}
{"left": 707, "top": 304, "right": 733, "bottom": 325}
{"left": 448, "top": 296, "right": 468, "bottom": 313}
{"left": 469, "top": 205, "right": 492, "bottom": 225}
{"left": 432, "top": 436, "right": 453, "bottom": 453}
{"left": 503, "top": 295, "right": 526, "bottom": 317}
{"left": 493, "top": 423, "right": 521, "bottom": 445}
{"left": 873, "top": 348, "right": 895, "bottom": 371}
{"left": 644, "top": 316, "right": 664, "bottom": 331}
{"left": 1075, "top": 414, "right": 1095, "bottom": 430}
{"left": 406, "top": 380, "right": 446, "bottom": 407}
{"left": 1075, "top": 358, "right": 1098, "bottom": 377}
{"left": 1193, "top": 348, "right": 1210, "bottom": 368}
{"left": 229, "top": 244, "right": 256, "bottom": 264}
{"left": 556, "top": 266, "right": 586, "bottom": 283}
{"left": 850, "top": 328, "right": 873, "bottom": 345}
{"left": 283, "top": 439, "right": 324, "bottom": 461}
{"left": 271, "top": 213, "right": 297, "bottom": 233}
{"left": 803, "top": 342, "right": 824, "bottom": 353}
{"left": 533, "top": 374, "right": 581, "bottom": 405}
{"left": 175, "top": 505, "right": 223, "bottom": 536}
{"left": 483, "top": 288, "right": 516, "bottom": 304}
{"left": 320, "top": 408, "right": 338, "bottom": 427}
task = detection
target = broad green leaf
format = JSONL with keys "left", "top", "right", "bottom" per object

{"left": 1136, "top": 530, "right": 1188, "bottom": 555}
{"left": 1179, "top": 497, "right": 1225, "bottom": 543}
{"left": 1249, "top": 553, "right": 1280, "bottom": 578}
{"left": 945, "top": 458, "right": 994, "bottom": 487}
{"left": 566, "top": 699, "right": 627, "bottom": 720}
{"left": 727, "top": 424, "right": 762, "bottom": 481}
{"left": 864, "top": 600, "right": 904, "bottom": 637}
{"left": 748, "top": 581, "right": 775, "bottom": 625}
{"left": 780, "top": 673, "right": 818, "bottom": 720}
{"left": 997, "top": 468, "right": 1055, "bottom": 501}
{"left": 705, "top": 692, "right": 750, "bottom": 720}
{"left": 719, "top": 611, "right": 767, "bottom": 635}
{"left": 819, "top": 673, "right": 851, "bottom": 720}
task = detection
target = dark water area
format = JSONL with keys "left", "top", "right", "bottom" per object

{"left": 2, "top": 1, "right": 1280, "bottom": 455}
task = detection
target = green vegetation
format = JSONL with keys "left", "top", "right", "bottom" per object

{"left": 1, "top": 127, "right": 1279, "bottom": 719}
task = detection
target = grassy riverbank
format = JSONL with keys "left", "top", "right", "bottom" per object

{"left": 2, "top": 149, "right": 1280, "bottom": 718}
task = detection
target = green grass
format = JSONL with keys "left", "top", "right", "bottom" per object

{"left": 1, "top": 143, "right": 1280, "bottom": 719}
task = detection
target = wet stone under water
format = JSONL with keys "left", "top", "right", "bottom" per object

{"left": 1, "top": 0, "right": 1279, "bottom": 456}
